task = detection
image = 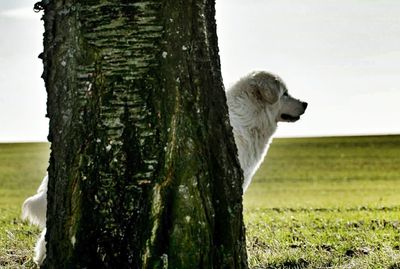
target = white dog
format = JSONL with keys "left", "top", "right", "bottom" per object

{"left": 22, "top": 71, "right": 307, "bottom": 265}
{"left": 227, "top": 71, "right": 307, "bottom": 191}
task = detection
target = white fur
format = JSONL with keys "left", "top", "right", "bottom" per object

{"left": 226, "top": 71, "right": 307, "bottom": 191}
{"left": 22, "top": 71, "right": 307, "bottom": 265}
{"left": 22, "top": 175, "right": 47, "bottom": 228}
{"left": 34, "top": 228, "right": 47, "bottom": 265}
{"left": 22, "top": 175, "right": 48, "bottom": 264}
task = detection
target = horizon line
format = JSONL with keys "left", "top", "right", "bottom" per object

{"left": 1, "top": 132, "right": 399, "bottom": 144}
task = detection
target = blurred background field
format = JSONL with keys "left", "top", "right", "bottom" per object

{"left": 246, "top": 135, "right": 400, "bottom": 209}
{"left": 1, "top": 136, "right": 400, "bottom": 268}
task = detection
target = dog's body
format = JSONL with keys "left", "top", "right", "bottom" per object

{"left": 22, "top": 71, "right": 307, "bottom": 265}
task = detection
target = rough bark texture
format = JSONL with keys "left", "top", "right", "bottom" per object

{"left": 40, "top": 0, "right": 247, "bottom": 268}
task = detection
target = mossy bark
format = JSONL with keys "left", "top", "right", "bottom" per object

{"left": 40, "top": 0, "right": 247, "bottom": 268}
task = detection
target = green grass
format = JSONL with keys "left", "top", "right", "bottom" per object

{"left": 245, "top": 135, "right": 400, "bottom": 268}
{"left": 1, "top": 136, "right": 400, "bottom": 268}
{"left": 0, "top": 143, "right": 49, "bottom": 268}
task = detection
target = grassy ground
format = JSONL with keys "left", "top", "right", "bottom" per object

{"left": 0, "top": 143, "right": 49, "bottom": 268}
{"left": 1, "top": 136, "right": 400, "bottom": 268}
{"left": 245, "top": 135, "right": 400, "bottom": 268}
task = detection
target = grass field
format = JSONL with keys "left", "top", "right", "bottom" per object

{"left": 245, "top": 135, "right": 400, "bottom": 268}
{"left": 0, "top": 136, "right": 400, "bottom": 268}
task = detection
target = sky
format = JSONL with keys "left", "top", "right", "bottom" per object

{"left": 0, "top": 0, "right": 45, "bottom": 142}
{"left": 1, "top": 0, "right": 400, "bottom": 141}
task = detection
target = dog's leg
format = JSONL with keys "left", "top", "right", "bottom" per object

{"left": 34, "top": 228, "right": 47, "bottom": 265}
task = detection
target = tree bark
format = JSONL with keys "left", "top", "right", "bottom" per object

{"left": 40, "top": 0, "right": 247, "bottom": 268}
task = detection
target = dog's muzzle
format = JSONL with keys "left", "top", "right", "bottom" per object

{"left": 281, "top": 102, "right": 308, "bottom": 122}
{"left": 281, "top": 114, "right": 301, "bottom": 122}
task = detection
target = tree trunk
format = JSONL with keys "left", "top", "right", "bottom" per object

{"left": 40, "top": 0, "right": 247, "bottom": 268}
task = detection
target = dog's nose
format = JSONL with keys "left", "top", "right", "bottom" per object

{"left": 302, "top": 102, "right": 308, "bottom": 110}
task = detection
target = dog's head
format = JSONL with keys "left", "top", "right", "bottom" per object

{"left": 249, "top": 71, "right": 307, "bottom": 123}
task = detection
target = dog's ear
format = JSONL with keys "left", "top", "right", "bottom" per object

{"left": 249, "top": 72, "right": 280, "bottom": 104}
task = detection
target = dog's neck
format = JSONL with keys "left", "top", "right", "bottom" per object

{"left": 227, "top": 89, "right": 278, "bottom": 191}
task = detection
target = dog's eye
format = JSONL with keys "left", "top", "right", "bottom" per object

{"left": 283, "top": 92, "right": 289, "bottom": 97}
